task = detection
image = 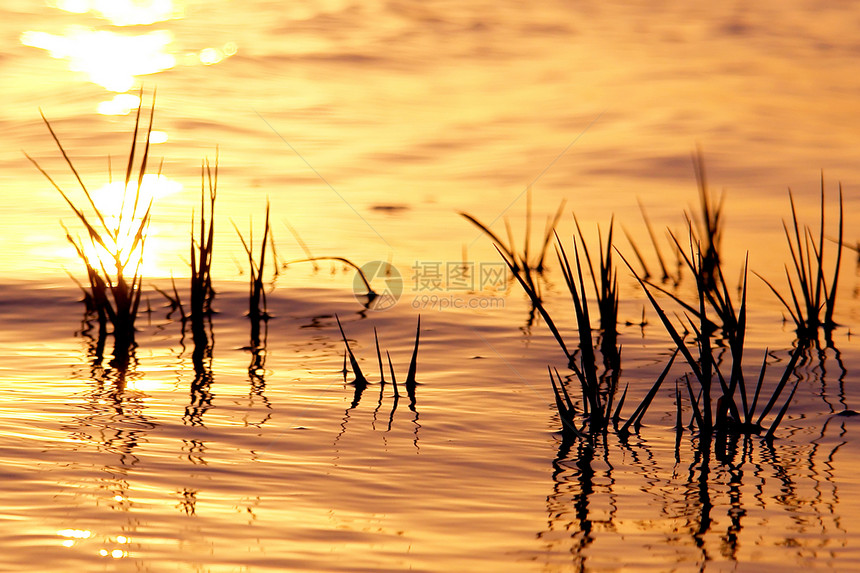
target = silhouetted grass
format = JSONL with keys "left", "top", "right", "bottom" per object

{"left": 336, "top": 315, "right": 421, "bottom": 410}
{"left": 336, "top": 315, "right": 368, "bottom": 389}
{"left": 642, "top": 228, "right": 739, "bottom": 341}
{"left": 553, "top": 227, "right": 619, "bottom": 428}
{"left": 621, "top": 245, "right": 803, "bottom": 440}
{"left": 152, "top": 157, "right": 216, "bottom": 324}
{"left": 500, "top": 234, "right": 594, "bottom": 425}
{"left": 277, "top": 220, "right": 381, "bottom": 305}
{"left": 625, "top": 151, "right": 723, "bottom": 289}
{"left": 755, "top": 179, "right": 844, "bottom": 342}
{"left": 152, "top": 276, "right": 186, "bottom": 320}
{"left": 283, "top": 256, "right": 378, "bottom": 303}
{"left": 26, "top": 91, "right": 157, "bottom": 365}
{"left": 183, "top": 155, "right": 219, "bottom": 376}
{"left": 626, "top": 198, "right": 673, "bottom": 283}
{"left": 495, "top": 217, "right": 681, "bottom": 437}
{"left": 461, "top": 188, "right": 565, "bottom": 297}
{"left": 233, "top": 201, "right": 272, "bottom": 330}
{"left": 574, "top": 215, "right": 620, "bottom": 366}
{"left": 191, "top": 155, "right": 217, "bottom": 321}
{"left": 616, "top": 349, "right": 679, "bottom": 436}
{"left": 686, "top": 149, "right": 724, "bottom": 289}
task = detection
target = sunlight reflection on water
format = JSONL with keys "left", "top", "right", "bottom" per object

{"left": 20, "top": 0, "right": 235, "bottom": 115}
{"left": 21, "top": 28, "right": 176, "bottom": 92}
{"left": 51, "top": 0, "right": 180, "bottom": 26}
{"left": 51, "top": 172, "right": 182, "bottom": 278}
{"left": 0, "top": 280, "right": 858, "bottom": 571}
{"left": 3, "top": 0, "right": 860, "bottom": 571}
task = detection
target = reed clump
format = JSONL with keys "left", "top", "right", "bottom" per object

{"left": 232, "top": 201, "right": 274, "bottom": 382}
{"left": 686, "top": 150, "right": 724, "bottom": 290}
{"left": 187, "top": 156, "right": 218, "bottom": 373}
{"left": 191, "top": 156, "right": 217, "bottom": 322}
{"left": 756, "top": 177, "right": 844, "bottom": 344}
{"left": 336, "top": 315, "right": 421, "bottom": 411}
{"left": 622, "top": 243, "right": 802, "bottom": 442}
{"left": 481, "top": 155, "right": 819, "bottom": 444}
{"left": 499, "top": 214, "right": 677, "bottom": 439}
{"left": 26, "top": 93, "right": 157, "bottom": 365}
{"left": 234, "top": 202, "right": 272, "bottom": 334}
{"left": 461, "top": 188, "right": 565, "bottom": 299}
{"left": 154, "top": 157, "right": 219, "bottom": 324}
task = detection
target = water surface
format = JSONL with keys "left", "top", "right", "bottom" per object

{"left": 1, "top": 1, "right": 859, "bottom": 571}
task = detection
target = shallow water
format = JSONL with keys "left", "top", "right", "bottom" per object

{"left": 1, "top": 1, "right": 860, "bottom": 571}
{"left": 1, "top": 281, "right": 859, "bottom": 572}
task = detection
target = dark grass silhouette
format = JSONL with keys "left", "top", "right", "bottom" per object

{"left": 336, "top": 315, "right": 420, "bottom": 412}
{"left": 755, "top": 178, "right": 844, "bottom": 345}
{"left": 191, "top": 155, "right": 217, "bottom": 322}
{"left": 621, "top": 242, "right": 803, "bottom": 441}
{"left": 461, "top": 187, "right": 565, "bottom": 300}
{"left": 26, "top": 90, "right": 157, "bottom": 367}
{"left": 481, "top": 155, "right": 811, "bottom": 445}
{"left": 498, "top": 218, "right": 676, "bottom": 439}
{"left": 233, "top": 201, "right": 272, "bottom": 343}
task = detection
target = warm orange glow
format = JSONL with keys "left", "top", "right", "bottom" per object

{"left": 58, "top": 529, "right": 92, "bottom": 539}
{"left": 124, "top": 372, "right": 170, "bottom": 391}
{"left": 149, "top": 130, "right": 169, "bottom": 144}
{"left": 198, "top": 47, "right": 220, "bottom": 65}
{"left": 52, "top": 0, "right": 181, "bottom": 26}
{"left": 20, "top": 28, "right": 175, "bottom": 92}
{"left": 91, "top": 174, "right": 181, "bottom": 220}
{"left": 4, "top": 3, "right": 860, "bottom": 572}
{"left": 21, "top": 1, "right": 237, "bottom": 120}
{"left": 57, "top": 528, "right": 92, "bottom": 548}
{"left": 64, "top": 174, "right": 182, "bottom": 278}
{"left": 97, "top": 93, "right": 141, "bottom": 116}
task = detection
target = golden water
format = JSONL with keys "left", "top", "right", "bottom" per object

{"left": 1, "top": 1, "right": 859, "bottom": 570}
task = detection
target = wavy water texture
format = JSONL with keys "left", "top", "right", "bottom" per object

{"left": 1, "top": 1, "right": 860, "bottom": 571}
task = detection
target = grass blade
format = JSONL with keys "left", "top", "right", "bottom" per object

{"left": 619, "top": 349, "right": 678, "bottom": 434}
{"left": 336, "top": 314, "right": 367, "bottom": 386}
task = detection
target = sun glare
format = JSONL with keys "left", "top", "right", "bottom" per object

{"left": 65, "top": 174, "right": 182, "bottom": 278}
{"left": 22, "top": 1, "right": 236, "bottom": 103}
{"left": 52, "top": 0, "right": 181, "bottom": 26}
{"left": 58, "top": 529, "right": 92, "bottom": 539}
{"left": 21, "top": 28, "right": 175, "bottom": 92}
{"left": 91, "top": 174, "right": 181, "bottom": 228}
{"left": 149, "top": 130, "right": 168, "bottom": 144}
{"left": 97, "top": 93, "right": 141, "bottom": 116}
